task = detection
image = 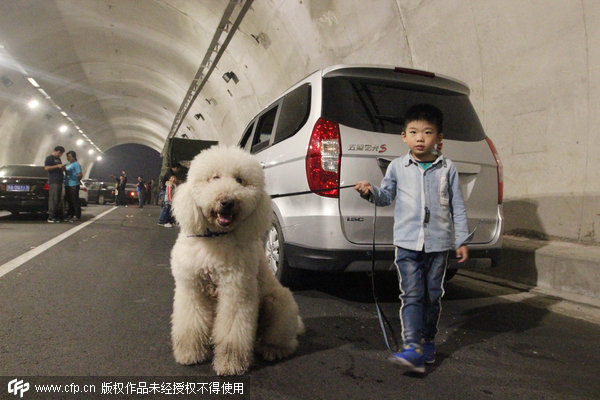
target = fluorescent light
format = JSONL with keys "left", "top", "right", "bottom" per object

{"left": 76, "top": 139, "right": 84, "bottom": 146}
{"left": 27, "top": 77, "right": 40, "bottom": 88}
{"left": 60, "top": 111, "right": 68, "bottom": 117}
{"left": 96, "top": 156, "right": 102, "bottom": 161}
{"left": 37, "top": 88, "right": 50, "bottom": 99}
{"left": 27, "top": 99, "right": 39, "bottom": 109}
{"left": 88, "top": 149, "right": 95, "bottom": 155}
{"left": 59, "top": 125, "right": 68, "bottom": 133}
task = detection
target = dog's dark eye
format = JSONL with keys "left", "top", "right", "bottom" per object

{"left": 235, "top": 176, "right": 243, "bottom": 185}
{"left": 212, "top": 175, "right": 220, "bottom": 180}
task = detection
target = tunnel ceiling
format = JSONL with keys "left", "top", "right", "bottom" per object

{"left": 0, "top": 0, "right": 230, "bottom": 153}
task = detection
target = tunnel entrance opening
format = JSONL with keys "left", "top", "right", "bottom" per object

{"left": 88, "top": 144, "right": 162, "bottom": 185}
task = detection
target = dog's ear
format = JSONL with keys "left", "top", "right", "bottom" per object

{"left": 172, "top": 182, "right": 206, "bottom": 234}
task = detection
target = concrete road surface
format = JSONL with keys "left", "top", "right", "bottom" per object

{"left": 1, "top": 206, "right": 599, "bottom": 399}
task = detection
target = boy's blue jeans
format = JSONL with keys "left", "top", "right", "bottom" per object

{"left": 395, "top": 247, "right": 449, "bottom": 347}
{"left": 159, "top": 202, "right": 173, "bottom": 224}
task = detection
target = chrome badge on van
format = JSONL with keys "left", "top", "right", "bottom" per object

{"left": 347, "top": 144, "right": 387, "bottom": 153}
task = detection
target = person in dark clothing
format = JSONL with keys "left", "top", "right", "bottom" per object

{"left": 136, "top": 176, "right": 145, "bottom": 209}
{"left": 145, "top": 180, "right": 152, "bottom": 204}
{"left": 44, "top": 146, "right": 65, "bottom": 222}
{"left": 119, "top": 170, "right": 128, "bottom": 206}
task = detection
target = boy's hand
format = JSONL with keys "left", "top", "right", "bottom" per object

{"left": 456, "top": 245, "right": 469, "bottom": 263}
{"left": 354, "top": 181, "right": 373, "bottom": 197}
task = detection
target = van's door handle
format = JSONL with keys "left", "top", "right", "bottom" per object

{"left": 260, "top": 162, "right": 266, "bottom": 169}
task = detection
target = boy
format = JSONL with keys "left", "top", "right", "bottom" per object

{"left": 355, "top": 104, "right": 469, "bottom": 373}
{"left": 158, "top": 175, "right": 177, "bottom": 228}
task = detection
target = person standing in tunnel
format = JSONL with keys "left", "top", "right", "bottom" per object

{"left": 136, "top": 176, "right": 146, "bottom": 209}
{"left": 114, "top": 177, "right": 122, "bottom": 206}
{"left": 158, "top": 162, "right": 185, "bottom": 207}
{"left": 44, "top": 146, "right": 65, "bottom": 223}
{"left": 63, "top": 150, "right": 83, "bottom": 221}
{"left": 119, "top": 170, "right": 128, "bottom": 206}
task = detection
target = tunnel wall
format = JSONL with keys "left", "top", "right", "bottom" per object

{"left": 205, "top": 0, "right": 600, "bottom": 243}
{"left": 0, "top": 0, "right": 598, "bottom": 244}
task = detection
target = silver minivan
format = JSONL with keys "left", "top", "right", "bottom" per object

{"left": 239, "top": 65, "right": 503, "bottom": 284}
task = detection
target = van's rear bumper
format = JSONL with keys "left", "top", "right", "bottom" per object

{"left": 284, "top": 243, "right": 502, "bottom": 272}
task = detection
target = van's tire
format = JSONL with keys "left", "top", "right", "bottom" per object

{"left": 265, "top": 215, "right": 300, "bottom": 288}
{"left": 98, "top": 195, "right": 105, "bottom": 205}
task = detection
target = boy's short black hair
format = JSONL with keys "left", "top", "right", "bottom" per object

{"left": 403, "top": 104, "right": 443, "bottom": 133}
{"left": 54, "top": 145, "right": 65, "bottom": 153}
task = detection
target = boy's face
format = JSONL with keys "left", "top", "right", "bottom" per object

{"left": 401, "top": 119, "right": 443, "bottom": 161}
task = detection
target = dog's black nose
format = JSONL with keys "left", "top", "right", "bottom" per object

{"left": 220, "top": 199, "right": 234, "bottom": 211}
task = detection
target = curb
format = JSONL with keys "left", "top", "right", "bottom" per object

{"left": 465, "top": 235, "right": 600, "bottom": 323}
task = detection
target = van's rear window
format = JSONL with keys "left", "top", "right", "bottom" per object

{"left": 322, "top": 77, "right": 486, "bottom": 141}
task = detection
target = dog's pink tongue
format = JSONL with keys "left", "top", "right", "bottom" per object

{"left": 217, "top": 214, "right": 232, "bottom": 226}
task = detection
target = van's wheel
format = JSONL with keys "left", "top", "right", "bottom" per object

{"left": 98, "top": 195, "right": 105, "bottom": 205}
{"left": 265, "top": 215, "right": 298, "bottom": 288}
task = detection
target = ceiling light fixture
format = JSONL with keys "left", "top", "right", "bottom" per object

{"left": 27, "top": 77, "right": 40, "bottom": 88}
{"left": 27, "top": 99, "right": 39, "bottom": 109}
{"left": 96, "top": 156, "right": 102, "bottom": 161}
{"left": 59, "top": 125, "right": 68, "bottom": 133}
{"left": 76, "top": 139, "right": 84, "bottom": 146}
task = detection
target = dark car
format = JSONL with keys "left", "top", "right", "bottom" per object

{"left": 87, "top": 181, "right": 116, "bottom": 205}
{"left": 0, "top": 165, "right": 49, "bottom": 215}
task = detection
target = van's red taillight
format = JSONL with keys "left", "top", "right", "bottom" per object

{"left": 485, "top": 137, "right": 503, "bottom": 204}
{"left": 43, "top": 183, "right": 49, "bottom": 191}
{"left": 306, "top": 118, "right": 341, "bottom": 198}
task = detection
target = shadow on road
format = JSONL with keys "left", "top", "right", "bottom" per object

{"left": 291, "top": 271, "right": 400, "bottom": 302}
{"left": 433, "top": 293, "right": 560, "bottom": 372}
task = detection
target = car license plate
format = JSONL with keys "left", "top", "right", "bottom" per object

{"left": 7, "top": 184, "right": 29, "bottom": 192}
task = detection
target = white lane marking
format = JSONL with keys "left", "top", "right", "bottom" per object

{"left": 0, "top": 207, "right": 118, "bottom": 279}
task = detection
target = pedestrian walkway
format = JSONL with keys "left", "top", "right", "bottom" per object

{"left": 467, "top": 235, "right": 600, "bottom": 324}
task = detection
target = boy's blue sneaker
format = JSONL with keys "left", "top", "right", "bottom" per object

{"left": 387, "top": 346, "right": 425, "bottom": 373}
{"left": 422, "top": 341, "right": 435, "bottom": 364}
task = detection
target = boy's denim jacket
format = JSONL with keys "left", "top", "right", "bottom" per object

{"left": 369, "top": 153, "right": 470, "bottom": 252}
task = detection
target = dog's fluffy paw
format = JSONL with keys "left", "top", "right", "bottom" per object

{"left": 259, "top": 341, "right": 297, "bottom": 362}
{"left": 173, "top": 344, "right": 209, "bottom": 365}
{"left": 212, "top": 352, "right": 251, "bottom": 376}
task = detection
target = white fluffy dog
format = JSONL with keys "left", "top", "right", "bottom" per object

{"left": 169, "top": 145, "right": 304, "bottom": 376}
